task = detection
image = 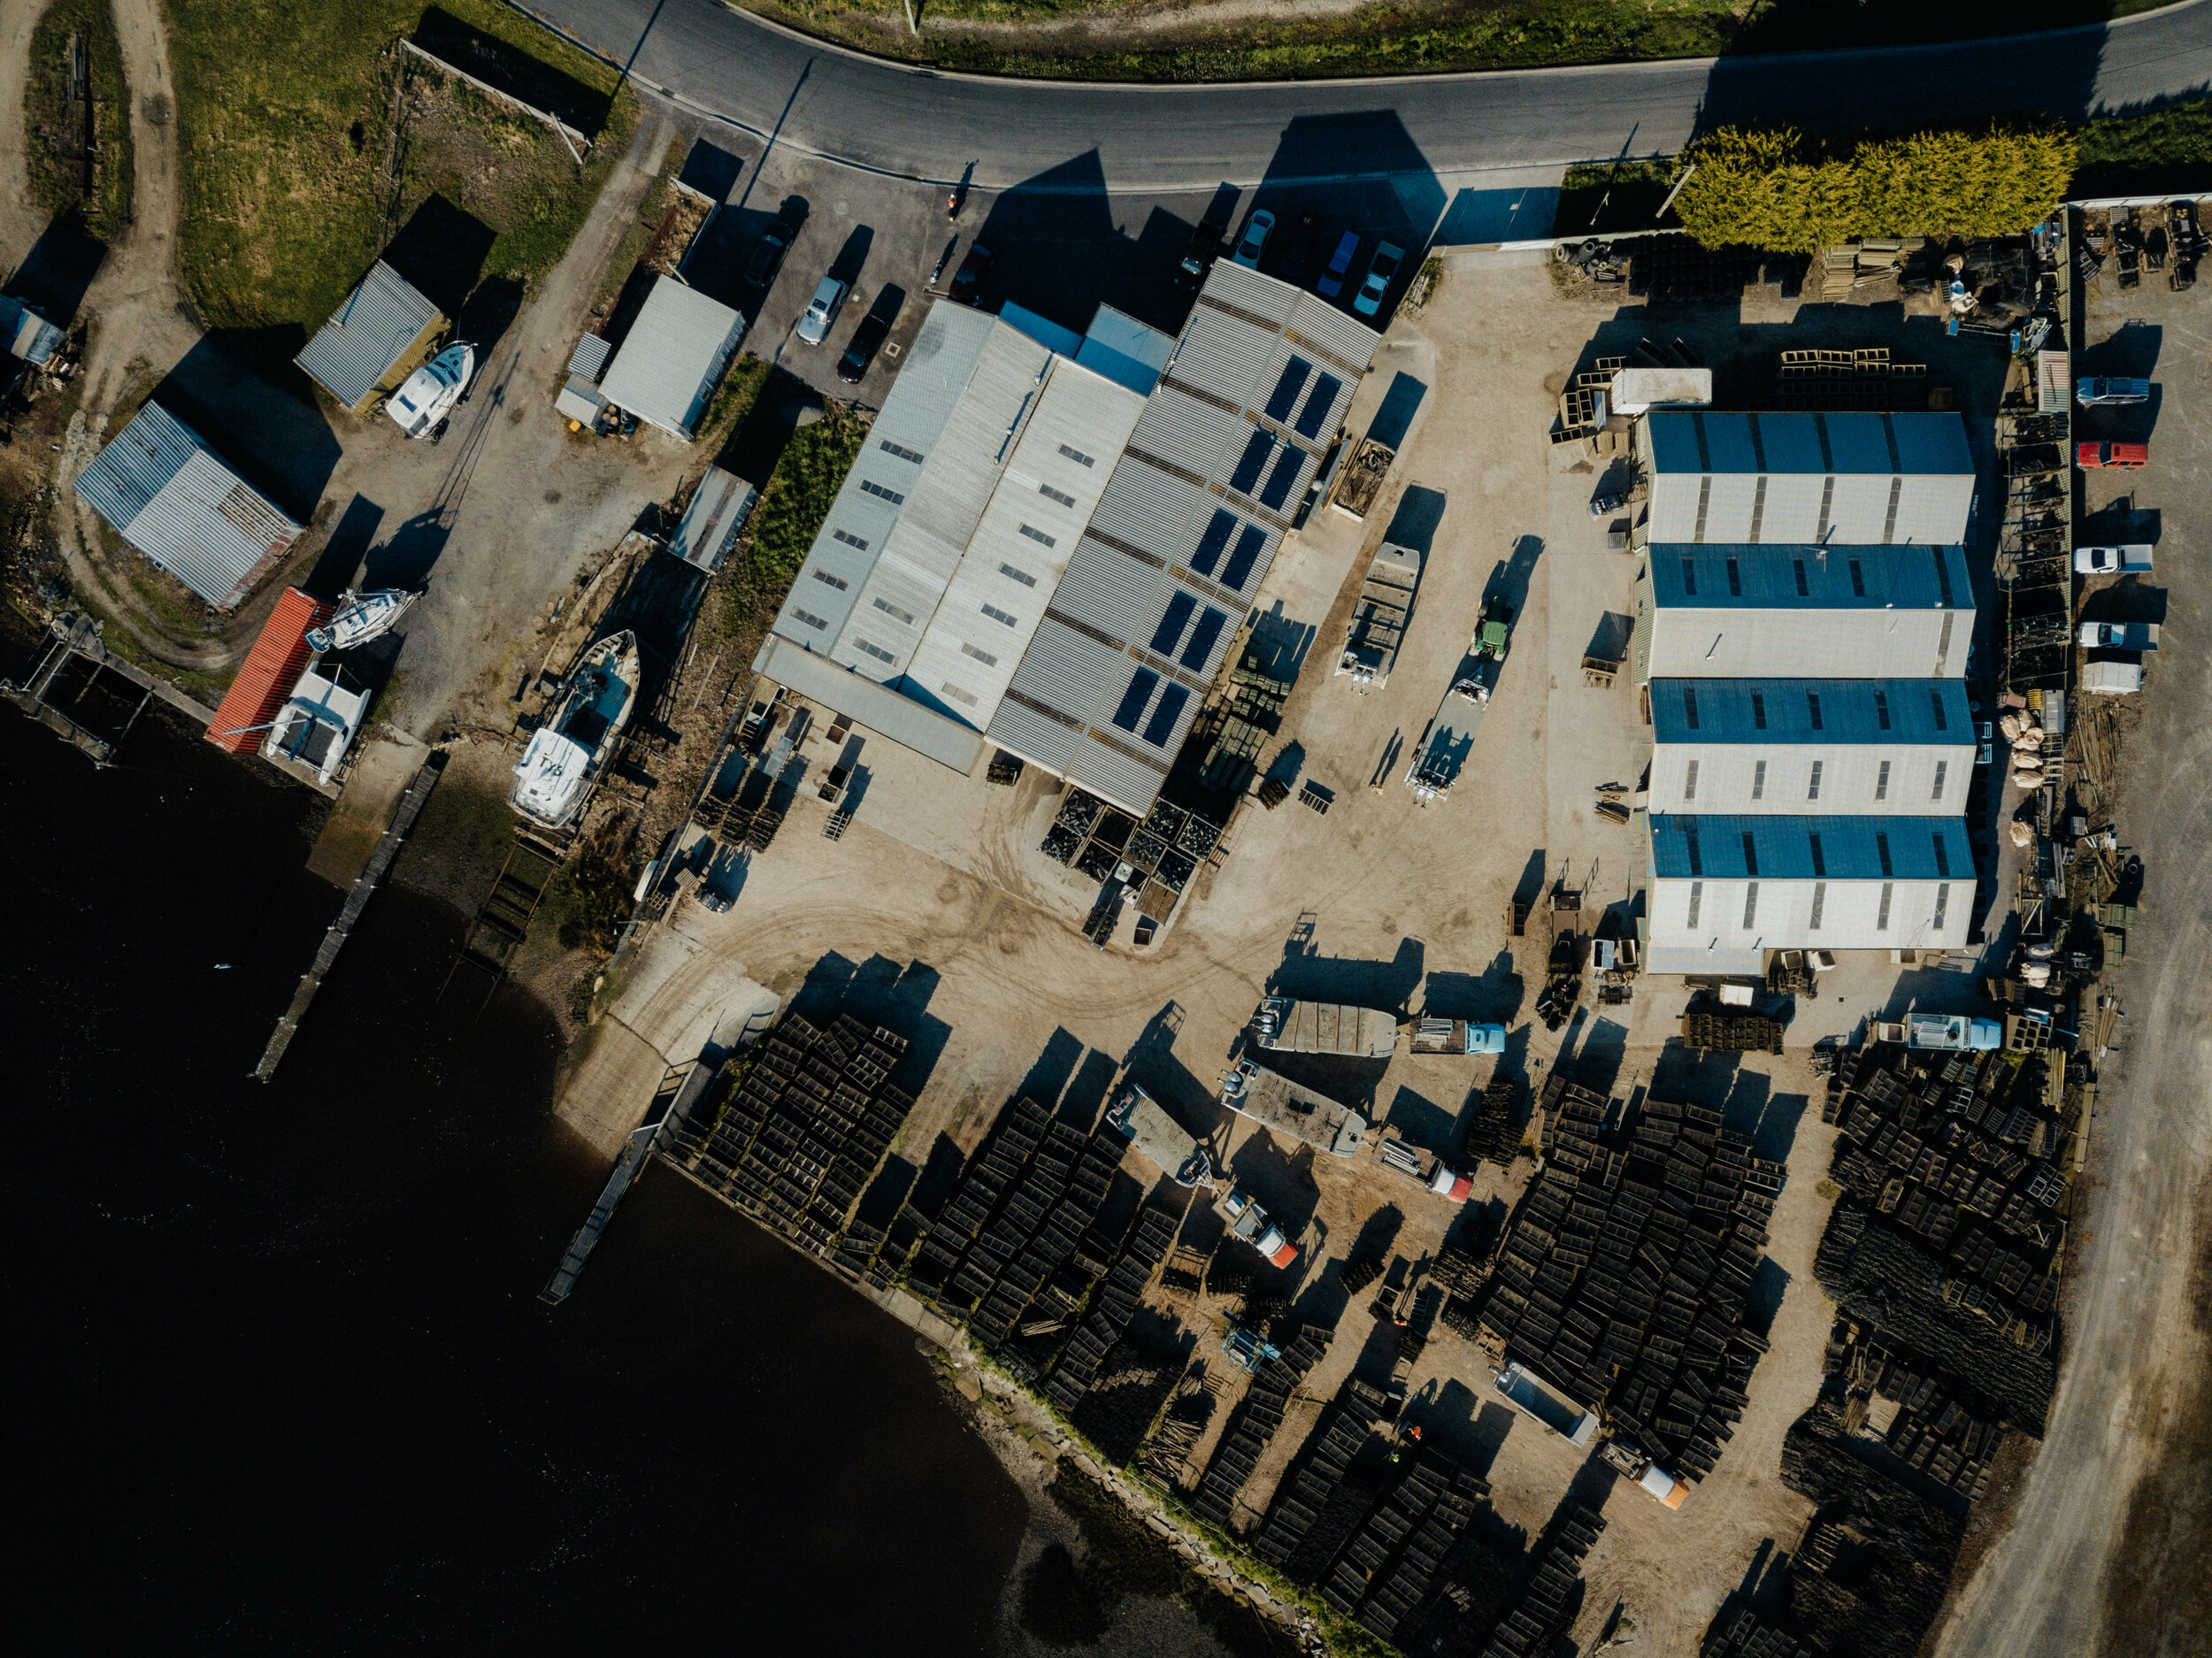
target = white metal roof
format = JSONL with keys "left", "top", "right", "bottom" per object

{"left": 597, "top": 277, "right": 747, "bottom": 439}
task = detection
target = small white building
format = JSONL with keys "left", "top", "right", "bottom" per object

{"left": 596, "top": 276, "right": 747, "bottom": 441}
{"left": 1633, "top": 410, "right": 1976, "bottom": 546}
{"left": 1647, "top": 678, "right": 1976, "bottom": 816}
{"left": 1635, "top": 543, "right": 1972, "bottom": 682}
{"left": 1644, "top": 814, "right": 1972, "bottom": 974}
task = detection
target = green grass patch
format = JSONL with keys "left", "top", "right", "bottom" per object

{"left": 24, "top": 0, "right": 134, "bottom": 238}
{"left": 590, "top": 133, "right": 686, "bottom": 318}
{"left": 1555, "top": 157, "right": 1677, "bottom": 235}
{"left": 2074, "top": 95, "right": 2212, "bottom": 197}
{"left": 165, "top": 0, "right": 638, "bottom": 332}
{"left": 722, "top": 399, "right": 871, "bottom": 634}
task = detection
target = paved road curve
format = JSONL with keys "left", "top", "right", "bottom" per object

{"left": 525, "top": 0, "right": 2212, "bottom": 190}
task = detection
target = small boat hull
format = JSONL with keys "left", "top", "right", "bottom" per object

{"left": 306, "top": 587, "right": 418, "bottom": 655}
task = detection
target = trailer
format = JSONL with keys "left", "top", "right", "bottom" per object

{"left": 1338, "top": 542, "right": 1422, "bottom": 687}
{"left": 1250, "top": 996, "right": 1398, "bottom": 1057}
{"left": 1104, "top": 1078, "right": 1214, "bottom": 1186}
{"left": 1374, "top": 1130, "right": 1475, "bottom": 1200}
{"left": 1407, "top": 1017, "right": 1507, "bottom": 1055}
{"left": 1328, "top": 436, "right": 1395, "bottom": 521}
{"left": 1494, "top": 1362, "right": 1600, "bottom": 1448}
{"left": 1220, "top": 1056, "right": 1369, "bottom": 1158}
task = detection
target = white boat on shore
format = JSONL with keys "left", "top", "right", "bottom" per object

{"left": 385, "top": 342, "right": 476, "bottom": 438}
{"left": 511, "top": 631, "right": 640, "bottom": 833}
{"left": 305, "top": 587, "right": 417, "bottom": 655}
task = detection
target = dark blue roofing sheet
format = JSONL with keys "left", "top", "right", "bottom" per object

{"left": 1644, "top": 411, "right": 1972, "bottom": 476}
{"left": 1650, "top": 814, "right": 1971, "bottom": 881}
{"left": 1648, "top": 544, "right": 1969, "bottom": 610}
{"left": 1650, "top": 679, "right": 1973, "bottom": 745}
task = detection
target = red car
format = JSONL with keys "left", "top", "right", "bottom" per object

{"left": 2078, "top": 441, "right": 2148, "bottom": 468}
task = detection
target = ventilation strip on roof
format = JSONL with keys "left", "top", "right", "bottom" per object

{"left": 1881, "top": 477, "right": 1903, "bottom": 544}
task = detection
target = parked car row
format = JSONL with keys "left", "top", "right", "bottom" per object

{"left": 1192, "top": 207, "right": 1411, "bottom": 318}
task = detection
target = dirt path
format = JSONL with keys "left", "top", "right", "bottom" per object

{"left": 47, "top": 0, "right": 227, "bottom": 670}
{"left": 0, "top": 0, "right": 45, "bottom": 258}
{"left": 891, "top": 0, "right": 1372, "bottom": 45}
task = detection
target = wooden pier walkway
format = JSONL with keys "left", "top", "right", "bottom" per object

{"left": 0, "top": 613, "right": 212, "bottom": 764}
{"left": 541, "top": 1059, "right": 716, "bottom": 1304}
{"left": 253, "top": 752, "right": 446, "bottom": 1082}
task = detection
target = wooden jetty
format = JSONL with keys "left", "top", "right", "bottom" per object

{"left": 0, "top": 612, "right": 207, "bottom": 764}
{"left": 253, "top": 752, "right": 445, "bottom": 1081}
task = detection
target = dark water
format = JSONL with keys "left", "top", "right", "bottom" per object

{"left": 0, "top": 687, "right": 1025, "bottom": 1652}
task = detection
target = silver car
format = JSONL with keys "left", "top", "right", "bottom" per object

{"left": 795, "top": 276, "right": 849, "bottom": 345}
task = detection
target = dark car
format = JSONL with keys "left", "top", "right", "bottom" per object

{"left": 1175, "top": 219, "right": 1225, "bottom": 291}
{"left": 745, "top": 227, "right": 791, "bottom": 288}
{"left": 1279, "top": 210, "right": 1319, "bottom": 280}
{"left": 838, "top": 312, "right": 890, "bottom": 384}
{"left": 951, "top": 243, "right": 993, "bottom": 306}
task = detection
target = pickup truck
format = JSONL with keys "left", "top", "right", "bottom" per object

{"left": 1407, "top": 1017, "right": 1508, "bottom": 1055}
{"left": 2078, "top": 441, "right": 2148, "bottom": 469}
{"left": 1175, "top": 219, "right": 1224, "bottom": 292}
{"left": 1374, "top": 1130, "right": 1474, "bottom": 1200}
{"left": 2074, "top": 543, "right": 2154, "bottom": 574}
{"left": 1219, "top": 1184, "right": 1299, "bottom": 1268}
{"left": 2079, "top": 619, "right": 2160, "bottom": 649}
{"left": 2076, "top": 376, "right": 2151, "bottom": 405}
{"left": 1874, "top": 1012, "right": 2001, "bottom": 1051}
{"left": 1250, "top": 996, "right": 1398, "bottom": 1057}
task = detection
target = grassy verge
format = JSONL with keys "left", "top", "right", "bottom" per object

{"left": 589, "top": 132, "right": 686, "bottom": 319}
{"left": 2074, "top": 95, "right": 2212, "bottom": 198}
{"left": 721, "top": 398, "right": 871, "bottom": 635}
{"left": 1555, "top": 159, "right": 1676, "bottom": 236}
{"left": 24, "top": 0, "right": 134, "bottom": 238}
{"left": 165, "top": 0, "right": 639, "bottom": 331}
{"left": 741, "top": 0, "right": 2178, "bottom": 84}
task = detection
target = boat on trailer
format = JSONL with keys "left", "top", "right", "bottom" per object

{"left": 511, "top": 631, "right": 641, "bottom": 833}
{"left": 385, "top": 342, "right": 476, "bottom": 438}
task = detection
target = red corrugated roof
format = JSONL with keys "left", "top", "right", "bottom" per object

{"left": 206, "top": 588, "right": 333, "bottom": 753}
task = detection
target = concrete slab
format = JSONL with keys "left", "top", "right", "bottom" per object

{"left": 306, "top": 729, "right": 431, "bottom": 886}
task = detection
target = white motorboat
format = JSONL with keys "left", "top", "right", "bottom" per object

{"left": 511, "top": 631, "right": 641, "bottom": 833}
{"left": 306, "top": 587, "right": 417, "bottom": 655}
{"left": 385, "top": 342, "right": 476, "bottom": 438}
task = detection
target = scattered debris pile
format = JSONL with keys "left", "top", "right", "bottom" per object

{"left": 1473, "top": 1500, "right": 1607, "bottom": 1658}
{"left": 1322, "top": 1447, "right": 1492, "bottom": 1642}
{"left": 1188, "top": 1319, "right": 1331, "bottom": 1528}
{"left": 1701, "top": 1607, "right": 1809, "bottom": 1658}
{"left": 1253, "top": 1376, "right": 1385, "bottom": 1573}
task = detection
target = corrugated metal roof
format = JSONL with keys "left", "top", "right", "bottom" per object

{"left": 1640, "top": 411, "right": 1976, "bottom": 545}
{"left": 753, "top": 633, "right": 984, "bottom": 774}
{"left": 294, "top": 262, "right": 442, "bottom": 411}
{"left": 568, "top": 334, "right": 612, "bottom": 382}
{"left": 598, "top": 276, "right": 747, "bottom": 439}
{"left": 206, "top": 588, "right": 332, "bottom": 752}
{"left": 1649, "top": 814, "right": 1970, "bottom": 880}
{"left": 1651, "top": 678, "right": 1973, "bottom": 744}
{"left": 1648, "top": 746, "right": 1973, "bottom": 817}
{"left": 0, "top": 294, "right": 63, "bottom": 365}
{"left": 667, "top": 466, "right": 756, "bottom": 572}
{"left": 555, "top": 376, "right": 605, "bottom": 424}
{"left": 73, "top": 403, "right": 303, "bottom": 610}
{"left": 1647, "top": 607, "right": 1962, "bottom": 681}
{"left": 1648, "top": 544, "right": 1970, "bottom": 610}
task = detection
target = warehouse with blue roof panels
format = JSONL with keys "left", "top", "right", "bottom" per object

{"left": 1646, "top": 679, "right": 1977, "bottom": 816}
{"left": 1645, "top": 814, "right": 1975, "bottom": 971}
{"left": 1634, "top": 411, "right": 1976, "bottom": 546}
{"left": 1636, "top": 543, "right": 1971, "bottom": 681}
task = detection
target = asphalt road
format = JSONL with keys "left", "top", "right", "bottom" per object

{"left": 526, "top": 0, "right": 2212, "bottom": 194}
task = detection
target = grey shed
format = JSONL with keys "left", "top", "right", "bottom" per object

{"left": 597, "top": 276, "right": 748, "bottom": 441}
{"left": 295, "top": 261, "right": 444, "bottom": 412}
{"left": 73, "top": 403, "right": 303, "bottom": 610}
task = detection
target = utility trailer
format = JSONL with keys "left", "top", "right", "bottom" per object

{"left": 1220, "top": 1056, "right": 1369, "bottom": 1158}
{"left": 1494, "top": 1362, "right": 1600, "bottom": 1448}
{"left": 1104, "top": 1078, "right": 1214, "bottom": 1186}
{"left": 1249, "top": 995, "right": 1399, "bottom": 1057}
{"left": 1407, "top": 1017, "right": 1507, "bottom": 1055}
{"left": 1337, "top": 542, "right": 1422, "bottom": 688}
{"left": 1374, "top": 1129, "right": 1475, "bottom": 1200}
{"left": 1328, "top": 436, "right": 1394, "bottom": 521}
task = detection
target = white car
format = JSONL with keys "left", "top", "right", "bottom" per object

{"left": 1231, "top": 210, "right": 1275, "bottom": 270}
{"left": 1353, "top": 241, "right": 1404, "bottom": 318}
{"left": 795, "top": 276, "right": 849, "bottom": 346}
{"left": 2074, "top": 543, "right": 2154, "bottom": 574}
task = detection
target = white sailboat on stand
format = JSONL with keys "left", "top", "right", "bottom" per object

{"left": 385, "top": 342, "right": 476, "bottom": 439}
{"left": 306, "top": 588, "right": 418, "bottom": 655}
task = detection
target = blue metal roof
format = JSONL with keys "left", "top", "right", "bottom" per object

{"left": 1649, "top": 814, "right": 1970, "bottom": 881}
{"left": 1651, "top": 679, "right": 1973, "bottom": 745}
{"left": 1648, "top": 544, "right": 1969, "bottom": 610}
{"left": 295, "top": 262, "right": 442, "bottom": 410}
{"left": 1644, "top": 411, "right": 1973, "bottom": 476}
